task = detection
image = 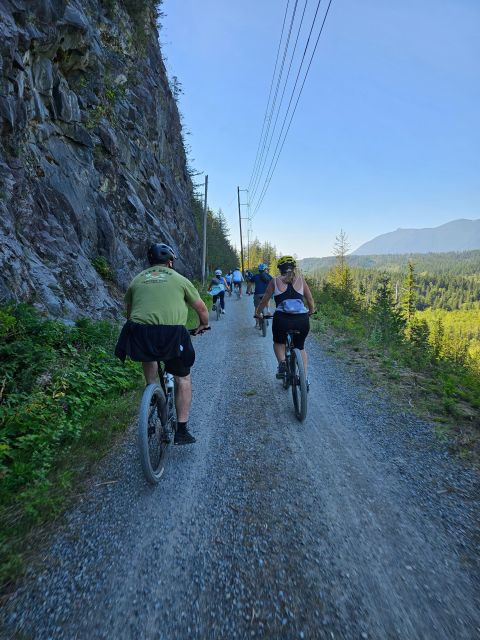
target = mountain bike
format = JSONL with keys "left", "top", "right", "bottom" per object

{"left": 212, "top": 299, "right": 221, "bottom": 321}
{"left": 261, "top": 315, "right": 308, "bottom": 422}
{"left": 233, "top": 283, "right": 241, "bottom": 299}
{"left": 256, "top": 307, "right": 269, "bottom": 337}
{"left": 138, "top": 328, "right": 210, "bottom": 484}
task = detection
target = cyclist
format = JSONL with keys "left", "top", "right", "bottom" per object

{"left": 249, "top": 263, "right": 272, "bottom": 328}
{"left": 255, "top": 255, "right": 315, "bottom": 379}
{"left": 244, "top": 269, "right": 253, "bottom": 295}
{"left": 209, "top": 268, "right": 230, "bottom": 314}
{"left": 115, "top": 242, "right": 209, "bottom": 445}
{"left": 224, "top": 270, "right": 233, "bottom": 295}
{"left": 231, "top": 267, "right": 244, "bottom": 297}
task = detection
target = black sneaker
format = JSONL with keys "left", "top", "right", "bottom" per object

{"left": 174, "top": 428, "right": 196, "bottom": 445}
{"left": 212, "top": 304, "right": 216, "bottom": 311}
{"left": 276, "top": 361, "right": 287, "bottom": 379}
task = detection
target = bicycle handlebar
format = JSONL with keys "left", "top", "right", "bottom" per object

{"left": 254, "top": 312, "right": 317, "bottom": 320}
{"left": 189, "top": 327, "right": 211, "bottom": 336}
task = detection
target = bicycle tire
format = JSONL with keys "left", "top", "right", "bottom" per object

{"left": 138, "top": 383, "right": 168, "bottom": 484}
{"left": 291, "top": 348, "right": 308, "bottom": 421}
{"left": 262, "top": 318, "right": 267, "bottom": 337}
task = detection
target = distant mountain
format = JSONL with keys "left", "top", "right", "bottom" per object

{"left": 352, "top": 219, "right": 480, "bottom": 255}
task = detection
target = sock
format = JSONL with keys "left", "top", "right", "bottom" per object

{"left": 177, "top": 421, "right": 187, "bottom": 433}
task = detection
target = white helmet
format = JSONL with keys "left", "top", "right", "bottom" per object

{"left": 215, "top": 269, "right": 222, "bottom": 276}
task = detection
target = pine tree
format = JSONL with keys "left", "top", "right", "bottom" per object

{"left": 401, "top": 260, "right": 417, "bottom": 337}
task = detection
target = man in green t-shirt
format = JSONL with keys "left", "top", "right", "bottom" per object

{"left": 115, "top": 242, "right": 209, "bottom": 444}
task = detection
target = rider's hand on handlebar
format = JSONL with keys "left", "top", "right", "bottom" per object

{"left": 193, "top": 324, "right": 210, "bottom": 335}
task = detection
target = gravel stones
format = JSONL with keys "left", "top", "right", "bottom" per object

{"left": 2, "top": 298, "right": 479, "bottom": 638}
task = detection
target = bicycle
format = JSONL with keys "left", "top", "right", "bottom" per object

{"left": 212, "top": 299, "right": 221, "bottom": 321}
{"left": 260, "top": 315, "right": 308, "bottom": 422}
{"left": 257, "top": 308, "right": 269, "bottom": 337}
{"left": 233, "top": 283, "right": 241, "bottom": 299}
{"left": 138, "top": 328, "right": 210, "bottom": 484}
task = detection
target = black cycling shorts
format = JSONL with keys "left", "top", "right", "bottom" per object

{"left": 272, "top": 312, "right": 309, "bottom": 350}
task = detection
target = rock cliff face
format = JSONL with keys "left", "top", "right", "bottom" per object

{"left": 0, "top": 0, "right": 201, "bottom": 319}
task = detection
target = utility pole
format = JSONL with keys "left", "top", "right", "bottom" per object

{"left": 237, "top": 186, "right": 245, "bottom": 273}
{"left": 201, "top": 175, "right": 208, "bottom": 285}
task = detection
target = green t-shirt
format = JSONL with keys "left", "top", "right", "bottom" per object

{"left": 125, "top": 266, "right": 200, "bottom": 325}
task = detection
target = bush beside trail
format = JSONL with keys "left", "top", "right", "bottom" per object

{"left": 0, "top": 304, "right": 141, "bottom": 588}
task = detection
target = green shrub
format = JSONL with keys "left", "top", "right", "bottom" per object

{"left": 0, "top": 305, "right": 141, "bottom": 586}
{"left": 91, "top": 256, "right": 114, "bottom": 281}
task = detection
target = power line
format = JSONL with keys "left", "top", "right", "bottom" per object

{"left": 250, "top": 0, "right": 309, "bottom": 204}
{"left": 249, "top": 1, "right": 300, "bottom": 199}
{"left": 251, "top": 0, "right": 325, "bottom": 214}
{"left": 248, "top": 1, "right": 291, "bottom": 194}
{"left": 252, "top": 0, "right": 334, "bottom": 218}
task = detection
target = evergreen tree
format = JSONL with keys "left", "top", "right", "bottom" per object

{"left": 370, "top": 275, "right": 404, "bottom": 343}
{"left": 401, "top": 260, "right": 417, "bottom": 336}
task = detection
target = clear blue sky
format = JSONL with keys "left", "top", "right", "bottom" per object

{"left": 160, "top": 0, "right": 480, "bottom": 258}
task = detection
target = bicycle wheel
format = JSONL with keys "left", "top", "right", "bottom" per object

{"left": 291, "top": 349, "right": 308, "bottom": 422}
{"left": 138, "top": 383, "right": 168, "bottom": 483}
{"left": 262, "top": 317, "right": 267, "bottom": 337}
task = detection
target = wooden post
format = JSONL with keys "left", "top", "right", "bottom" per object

{"left": 237, "top": 186, "right": 245, "bottom": 273}
{"left": 201, "top": 175, "right": 208, "bottom": 284}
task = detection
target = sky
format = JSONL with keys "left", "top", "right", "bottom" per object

{"left": 160, "top": 0, "right": 480, "bottom": 258}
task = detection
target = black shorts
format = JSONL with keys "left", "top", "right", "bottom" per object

{"left": 272, "top": 312, "right": 310, "bottom": 350}
{"left": 163, "top": 357, "right": 191, "bottom": 377}
{"left": 115, "top": 321, "right": 195, "bottom": 377}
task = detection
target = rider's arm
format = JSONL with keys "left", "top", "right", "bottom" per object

{"left": 190, "top": 298, "right": 209, "bottom": 332}
{"left": 255, "top": 279, "right": 275, "bottom": 315}
{"left": 303, "top": 279, "right": 315, "bottom": 315}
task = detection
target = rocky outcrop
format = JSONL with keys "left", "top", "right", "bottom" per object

{"left": 0, "top": 0, "right": 201, "bottom": 319}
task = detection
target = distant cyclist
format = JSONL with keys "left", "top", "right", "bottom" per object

{"left": 250, "top": 263, "right": 272, "bottom": 328}
{"left": 231, "top": 267, "right": 244, "bottom": 297}
{"left": 255, "top": 255, "right": 315, "bottom": 379}
{"left": 209, "top": 268, "right": 230, "bottom": 314}
{"left": 224, "top": 270, "right": 233, "bottom": 295}
{"left": 115, "top": 242, "right": 209, "bottom": 445}
{"left": 244, "top": 269, "right": 253, "bottom": 295}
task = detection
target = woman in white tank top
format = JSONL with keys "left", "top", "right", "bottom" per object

{"left": 255, "top": 256, "right": 315, "bottom": 378}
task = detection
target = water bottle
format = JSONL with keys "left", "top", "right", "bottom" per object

{"left": 165, "top": 373, "right": 174, "bottom": 391}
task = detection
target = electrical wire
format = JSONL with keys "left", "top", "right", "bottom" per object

{"left": 251, "top": 0, "right": 334, "bottom": 218}
{"left": 247, "top": 1, "right": 291, "bottom": 194}
{"left": 249, "top": 0, "right": 309, "bottom": 205}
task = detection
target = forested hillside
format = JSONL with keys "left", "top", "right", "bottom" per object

{"left": 303, "top": 251, "right": 480, "bottom": 311}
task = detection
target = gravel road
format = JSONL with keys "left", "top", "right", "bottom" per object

{"left": 2, "top": 295, "right": 479, "bottom": 639}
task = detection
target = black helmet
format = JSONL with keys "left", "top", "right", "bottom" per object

{"left": 147, "top": 242, "right": 176, "bottom": 265}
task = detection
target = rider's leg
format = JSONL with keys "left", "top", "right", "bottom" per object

{"left": 300, "top": 348, "right": 308, "bottom": 374}
{"left": 142, "top": 361, "right": 158, "bottom": 385}
{"left": 273, "top": 341, "right": 286, "bottom": 363}
{"left": 174, "top": 374, "right": 192, "bottom": 422}
{"left": 219, "top": 291, "right": 225, "bottom": 309}
{"left": 212, "top": 294, "right": 218, "bottom": 309}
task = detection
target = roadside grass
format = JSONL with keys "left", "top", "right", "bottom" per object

{"left": 310, "top": 311, "right": 480, "bottom": 468}
{"left": 0, "top": 304, "right": 144, "bottom": 591}
{"left": 0, "top": 388, "right": 141, "bottom": 591}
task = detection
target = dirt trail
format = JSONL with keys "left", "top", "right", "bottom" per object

{"left": 2, "top": 295, "right": 479, "bottom": 639}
